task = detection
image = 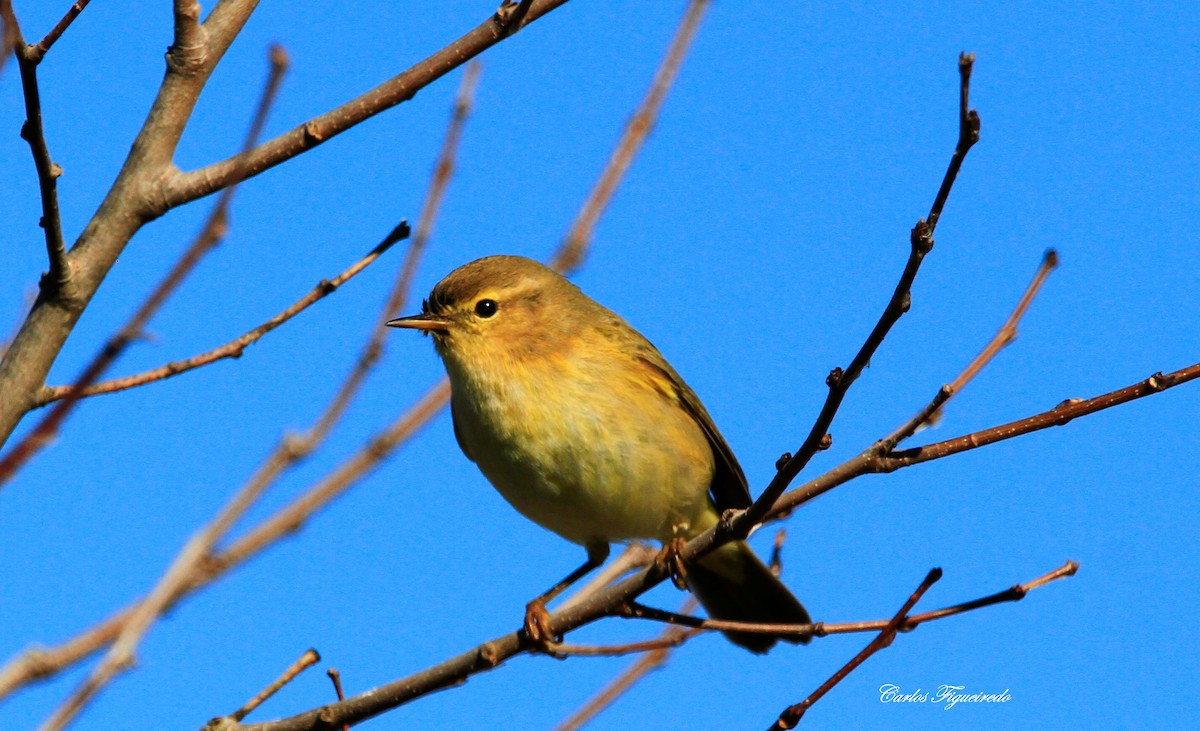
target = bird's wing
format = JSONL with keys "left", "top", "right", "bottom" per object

{"left": 635, "top": 353, "right": 752, "bottom": 512}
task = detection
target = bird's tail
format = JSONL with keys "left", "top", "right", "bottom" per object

{"left": 686, "top": 540, "right": 811, "bottom": 653}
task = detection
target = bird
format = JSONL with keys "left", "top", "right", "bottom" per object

{"left": 388, "top": 255, "right": 810, "bottom": 652}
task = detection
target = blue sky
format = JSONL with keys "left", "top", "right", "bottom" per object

{"left": 2, "top": 2, "right": 1197, "bottom": 729}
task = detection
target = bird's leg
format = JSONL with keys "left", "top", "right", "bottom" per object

{"left": 655, "top": 525, "right": 690, "bottom": 591}
{"left": 524, "top": 542, "right": 610, "bottom": 648}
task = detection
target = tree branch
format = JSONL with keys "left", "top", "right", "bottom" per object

{"left": 554, "top": 598, "right": 699, "bottom": 731}
{"left": 27, "top": 0, "right": 92, "bottom": 63}
{"left": 162, "top": 0, "right": 573, "bottom": 211}
{"left": 549, "top": 0, "right": 711, "bottom": 273}
{"left": 879, "top": 248, "right": 1058, "bottom": 450}
{"left": 34, "top": 222, "right": 406, "bottom": 407}
{"left": 882, "top": 363, "right": 1200, "bottom": 469}
{"left": 230, "top": 650, "right": 321, "bottom": 723}
{"left": 226, "top": 554, "right": 1072, "bottom": 731}
{"left": 2, "top": 4, "right": 70, "bottom": 295}
{"left": 0, "top": 48, "right": 289, "bottom": 487}
{"left": 771, "top": 569, "right": 943, "bottom": 729}
{"left": 739, "top": 52, "right": 981, "bottom": 532}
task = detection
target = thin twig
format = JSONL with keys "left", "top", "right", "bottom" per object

{"left": 200, "top": 60, "right": 487, "bottom": 581}
{"left": 619, "top": 560, "right": 1076, "bottom": 640}
{"left": 836, "top": 560, "right": 1080, "bottom": 634}
{"left": 231, "top": 649, "right": 321, "bottom": 722}
{"left": 36, "top": 226, "right": 402, "bottom": 406}
{"left": 764, "top": 361, "right": 1200, "bottom": 523}
{"left": 545, "top": 631, "right": 697, "bottom": 658}
{"left": 28, "top": 0, "right": 93, "bottom": 64}
{"left": 740, "top": 53, "right": 981, "bottom": 532}
{"left": 770, "top": 569, "right": 943, "bottom": 729}
{"left": 926, "top": 54, "right": 982, "bottom": 232}
{"left": 558, "top": 533, "right": 784, "bottom": 729}
{"left": 884, "top": 364, "right": 1200, "bottom": 469}
{"left": 769, "top": 529, "right": 787, "bottom": 575}
{"left": 557, "top": 543, "right": 656, "bottom": 613}
{"left": 948, "top": 249, "right": 1056, "bottom": 395}
{"left": 761, "top": 247, "right": 1062, "bottom": 524}
{"left": 0, "top": 46, "right": 290, "bottom": 489}
{"left": 0, "top": 0, "right": 16, "bottom": 76}
{"left": 162, "top": 0, "right": 573, "bottom": 209}
{"left": 183, "top": 61, "right": 480, "bottom": 565}
{"left": 242, "top": 555, "right": 1072, "bottom": 731}
{"left": 879, "top": 248, "right": 1059, "bottom": 450}
{"left": 3, "top": 5, "right": 69, "bottom": 292}
{"left": 553, "top": 597, "right": 699, "bottom": 731}
{"left": 550, "top": 0, "right": 711, "bottom": 275}
{"left": 326, "top": 669, "right": 349, "bottom": 731}
{"left": 383, "top": 61, "right": 481, "bottom": 322}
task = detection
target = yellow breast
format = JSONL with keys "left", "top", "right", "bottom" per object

{"left": 444, "top": 329, "right": 716, "bottom": 546}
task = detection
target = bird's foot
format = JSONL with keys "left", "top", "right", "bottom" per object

{"left": 655, "top": 537, "right": 689, "bottom": 591}
{"left": 523, "top": 598, "right": 560, "bottom": 652}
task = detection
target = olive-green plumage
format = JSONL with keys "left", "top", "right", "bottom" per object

{"left": 390, "top": 255, "right": 809, "bottom": 652}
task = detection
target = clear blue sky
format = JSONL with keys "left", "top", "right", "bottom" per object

{"left": 2, "top": 2, "right": 1197, "bottom": 729}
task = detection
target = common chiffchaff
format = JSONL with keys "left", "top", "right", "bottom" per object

{"left": 388, "top": 255, "right": 809, "bottom": 652}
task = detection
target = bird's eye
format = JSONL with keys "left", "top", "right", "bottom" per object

{"left": 474, "top": 299, "right": 498, "bottom": 318}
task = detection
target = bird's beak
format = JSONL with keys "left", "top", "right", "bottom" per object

{"left": 386, "top": 313, "right": 452, "bottom": 334}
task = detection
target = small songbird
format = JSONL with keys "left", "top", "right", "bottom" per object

{"left": 388, "top": 255, "right": 810, "bottom": 652}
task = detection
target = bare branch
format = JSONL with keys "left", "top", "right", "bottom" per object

{"left": 0, "top": 0, "right": 15, "bottom": 76}
{"left": 926, "top": 53, "right": 982, "bottom": 232}
{"left": 883, "top": 363, "right": 1200, "bottom": 469}
{"left": 763, "top": 253, "right": 1186, "bottom": 521}
{"left": 214, "top": 60, "right": 481, "bottom": 519}
{"left": 378, "top": 60, "right": 481, "bottom": 331}
{"left": 550, "top": 0, "right": 711, "bottom": 275}
{"left": 771, "top": 569, "right": 943, "bottom": 729}
{"left": 231, "top": 650, "right": 321, "bottom": 723}
{"left": 325, "top": 669, "right": 349, "bottom": 731}
{"left": 880, "top": 248, "right": 1059, "bottom": 450}
{"left": 0, "top": 47, "right": 290, "bottom": 487}
{"left": 27, "top": 0, "right": 92, "bottom": 64}
{"left": 947, "top": 248, "right": 1057, "bottom": 392}
{"left": 619, "top": 560, "right": 1077, "bottom": 641}
{"left": 740, "top": 53, "right": 981, "bottom": 531}
{"left": 226, "top": 554, "right": 1072, "bottom": 731}
{"left": 553, "top": 598, "right": 699, "bottom": 731}
{"left": 834, "top": 560, "right": 1080, "bottom": 634}
{"left": 35, "top": 225, "right": 403, "bottom": 407}
{"left": 3, "top": 4, "right": 70, "bottom": 294}
{"left": 765, "top": 363, "right": 1200, "bottom": 521}
{"left": 163, "top": 0, "right": 573, "bottom": 210}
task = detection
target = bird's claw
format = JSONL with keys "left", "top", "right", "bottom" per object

{"left": 523, "top": 598, "right": 560, "bottom": 651}
{"left": 655, "top": 537, "right": 689, "bottom": 590}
